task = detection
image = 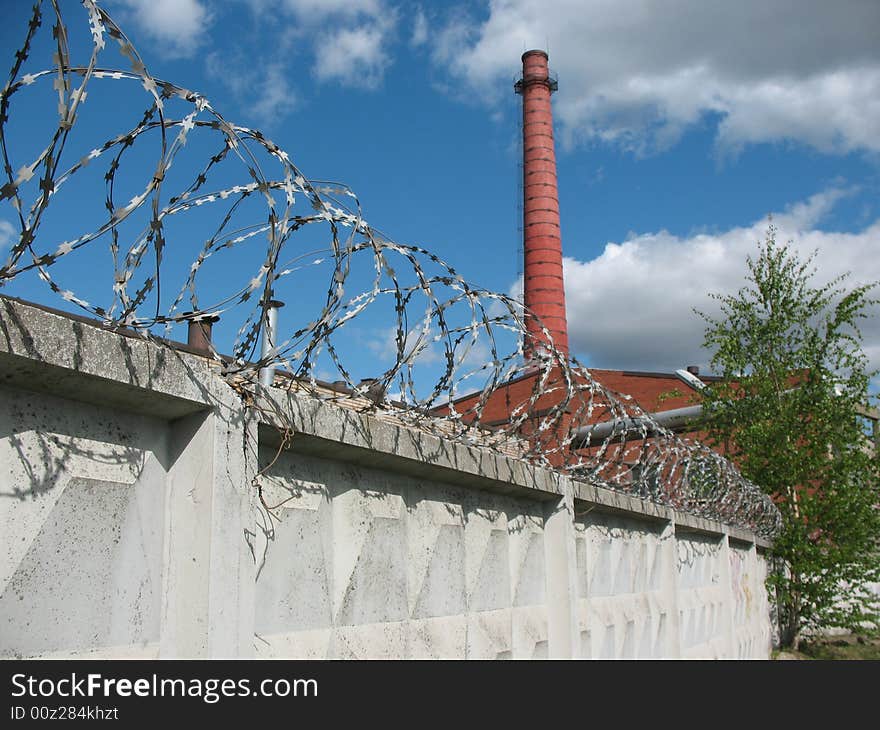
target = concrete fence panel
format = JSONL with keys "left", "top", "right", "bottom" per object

{"left": 0, "top": 297, "right": 775, "bottom": 659}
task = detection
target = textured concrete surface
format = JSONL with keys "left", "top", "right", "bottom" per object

{"left": 254, "top": 449, "right": 552, "bottom": 658}
{"left": 1, "top": 385, "right": 168, "bottom": 658}
{"left": 0, "top": 295, "right": 775, "bottom": 658}
{"left": 574, "top": 513, "right": 673, "bottom": 658}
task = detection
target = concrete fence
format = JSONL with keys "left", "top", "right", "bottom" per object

{"left": 0, "top": 297, "right": 775, "bottom": 659}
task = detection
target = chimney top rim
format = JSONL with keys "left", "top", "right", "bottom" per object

{"left": 521, "top": 49, "right": 548, "bottom": 62}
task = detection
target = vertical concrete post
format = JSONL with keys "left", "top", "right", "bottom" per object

{"left": 718, "top": 534, "right": 737, "bottom": 658}
{"left": 660, "top": 520, "right": 682, "bottom": 657}
{"left": 747, "top": 542, "right": 765, "bottom": 658}
{"left": 206, "top": 403, "right": 257, "bottom": 658}
{"left": 542, "top": 479, "right": 579, "bottom": 657}
{"left": 161, "top": 411, "right": 211, "bottom": 657}
{"left": 160, "top": 398, "right": 256, "bottom": 657}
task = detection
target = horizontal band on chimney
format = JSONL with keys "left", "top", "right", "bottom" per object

{"left": 524, "top": 275, "right": 565, "bottom": 282}
{"left": 524, "top": 188, "right": 559, "bottom": 195}
{"left": 524, "top": 198, "right": 560, "bottom": 206}
{"left": 524, "top": 316, "right": 569, "bottom": 326}
{"left": 523, "top": 262, "right": 565, "bottom": 270}
{"left": 524, "top": 172, "right": 560, "bottom": 181}
{"left": 524, "top": 220, "right": 560, "bottom": 228}
{"left": 524, "top": 242, "right": 563, "bottom": 251}
{"left": 525, "top": 288, "right": 566, "bottom": 295}
{"left": 524, "top": 169, "right": 560, "bottom": 179}
{"left": 523, "top": 234, "right": 562, "bottom": 240}
{"left": 525, "top": 292, "right": 567, "bottom": 300}
{"left": 524, "top": 209, "right": 561, "bottom": 217}
{"left": 523, "top": 305, "right": 567, "bottom": 314}
{"left": 524, "top": 219, "right": 562, "bottom": 229}
{"left": 523, "top": 245, "right": 562, "bottom": 254}
{"left": 523, "top": 303, "right": 567, "bottom": 311}
{"left": 525, "top": 219, "right": 562, "bottom": 228}
{"left": 524, "top": 168, "right": 560, "bottom": 177}
{"left": 525, "top": 294, "right": 567, "bottom": 301}
{"left": 524, "top": 201, "right": 561, "bottom": 210}
{"left": 523, "top": 308, "right": 567, "bottom": 317}
{"left": 524, "top": 210, "right": 561, "bottom": 219}
{"left": 525, "top": 312, "right": 567, "bottom": 321}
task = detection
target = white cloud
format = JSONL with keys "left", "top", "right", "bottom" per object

{"left": 246, "top": 0, "right": 384, "bottom": 26}
{"left": 434, "top": 0, "right": 880, "bottom": 154}
{"left": 411, "top": 7, "right": 429, "bottom": 47}
{"left": 250, "top": 65, "right": 298, "bottom": 123}
{"left": 0, "top": 220, "right": 15, "bottom": 251}
{"left": 366, "top": 322, "right": 497, "bottom": 383}
{"left": 368, "top": 325, "right": 442, "bottom": 366}
{"left": 245, "top": 0, "right": 397, "bottom": 90}
{"left": 205, "top": 53, "right": 297, "bottom": 128}
{"left": 313, "top": 19, "right": 394, "bottom": 88}
{"left": 205, "top": 51, "right": 246, "bottom": 95}
{"left": 112, "top": 0, "right": 210, "bottom": 57}
{"left": 556, "top": 188, "right": 880, "bottom": 372}
{"left": 279, "top": 0, "right": 383, "bottom": 22}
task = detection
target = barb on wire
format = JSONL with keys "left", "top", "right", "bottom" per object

{"left": 0, "top": 0, "right": 781, "bottom": 538}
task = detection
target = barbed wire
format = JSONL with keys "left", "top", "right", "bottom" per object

{"left": 0, "top": 0, "right": 781, "bottom": 538}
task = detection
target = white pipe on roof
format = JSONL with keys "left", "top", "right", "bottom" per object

{"left": 259, "top": 300, "right": 284, "bottom": 389}
{"left": 573, "top": 402, "right": 705, "bottom": 444}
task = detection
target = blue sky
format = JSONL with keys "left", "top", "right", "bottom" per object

{"left": 2, "top": 0, "right": 879, "bottom": 388}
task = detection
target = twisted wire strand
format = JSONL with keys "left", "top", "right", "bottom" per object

{"left": 0, "top": 0, "right": 782, "bottom": 538}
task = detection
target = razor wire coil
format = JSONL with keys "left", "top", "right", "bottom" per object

{"left": 0, "top": 0, "right": 782, "bottom": 539}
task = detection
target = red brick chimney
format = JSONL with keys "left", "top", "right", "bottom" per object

{"left": 516, "top": 50, "right": 569, "bottom": 359}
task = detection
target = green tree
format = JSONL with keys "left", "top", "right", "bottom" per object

{"left": 697, "top": 224, "right": 880, "bottom": 650}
